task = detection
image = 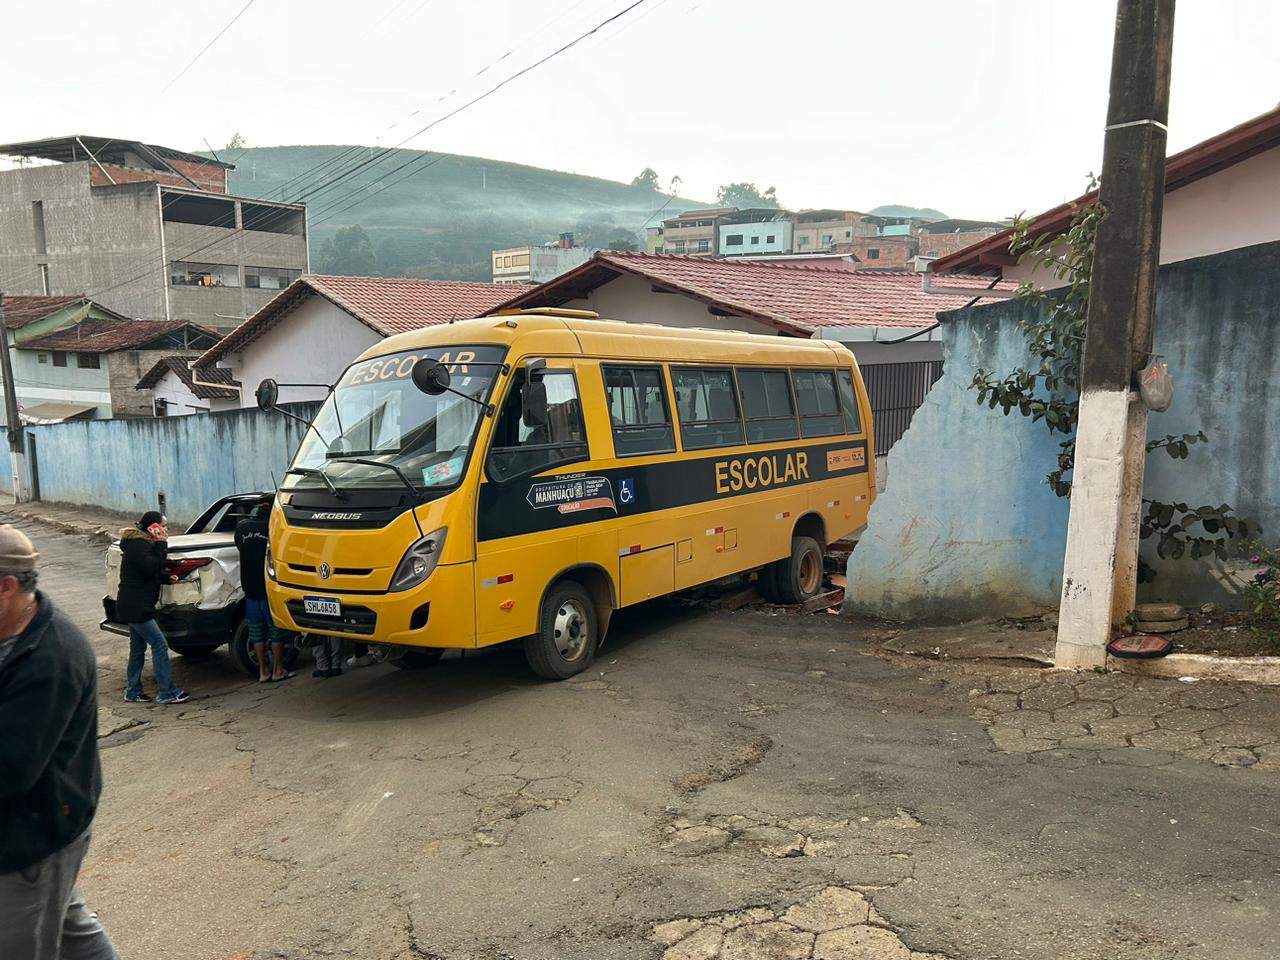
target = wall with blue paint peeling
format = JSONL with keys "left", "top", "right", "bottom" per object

{"left": 12, "top": 402, "right": 320, "bottom": 524}
{"left": 847, "top": 242, "right": 1280, "bottom": 619}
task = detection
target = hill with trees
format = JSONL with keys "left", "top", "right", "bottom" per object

{"left": 220, "top": 146, "right": 706, "bottom": 281}
{"left": 869, "top": 203, "right": 949, "bottom": 220}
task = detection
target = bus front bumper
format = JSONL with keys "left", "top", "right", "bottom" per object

{"left": 266, "top": 561, "right": 476, "bottom": 648}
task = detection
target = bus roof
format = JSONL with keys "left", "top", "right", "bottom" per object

{"left": 362, "top": 313, "right": 854, "bottom": 367}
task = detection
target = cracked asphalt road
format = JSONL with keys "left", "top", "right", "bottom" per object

{"left": 12, "top": 512, "right": 1280, "bottom": 960}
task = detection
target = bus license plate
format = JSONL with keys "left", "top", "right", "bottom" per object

{"left": 304, "top": 596, "right": 341, "bottom": 617}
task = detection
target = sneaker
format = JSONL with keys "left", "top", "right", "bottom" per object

{"left": 124, "top": 692, "right": 153, "bottom": 703}
{"left": 346, "top": 654, "right": 374, "bottom": 668}
{"left": 157, "top": 690, "right": 191, "bottom": 705}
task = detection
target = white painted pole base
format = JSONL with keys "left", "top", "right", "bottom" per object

{"left": 1056, "top": 387, "right": 1133, "bottom": 670}
{"left": 1112, "top": 396, "right": 1149, "bottom": 626}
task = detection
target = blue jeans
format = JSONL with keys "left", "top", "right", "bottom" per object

{"left": 126, "top": 620, "right": 178, "bottom": 699}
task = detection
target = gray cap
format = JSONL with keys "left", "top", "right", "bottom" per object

{"left": 0, "top": 525, "right": 38, "bottom": 574}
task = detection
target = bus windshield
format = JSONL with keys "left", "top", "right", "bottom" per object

{"left": 283, "top": 345, "right": 505, "bottom": 493}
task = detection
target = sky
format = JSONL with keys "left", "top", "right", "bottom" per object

{"left": 3, "top": 0, "right": 1279, "bottom": 220}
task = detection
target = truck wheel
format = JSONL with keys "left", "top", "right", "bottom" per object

{"left": 229, "top": 620, "right": 256, "bottom": 676}
{"left": 771, "top": 536, "right": 824, "bottom": 605}
{"left": 229, "top": 620, "right": 300, "bottom": 677}
{"left": 166, "top": 643, "right": 216, "bottom": 660}
{"left": 391, "top": 648, "right": 445, "bottom": 670}
{"left": 525, "top": 581, "right": 597, "bottom": 680}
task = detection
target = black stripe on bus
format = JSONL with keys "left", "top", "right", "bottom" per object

{"left": 476, "top": 437, "right": 867, "bottom": 542}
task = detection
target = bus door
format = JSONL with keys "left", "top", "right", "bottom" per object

{"left": 473, "top": 359, "right": 603, "bottom": 646}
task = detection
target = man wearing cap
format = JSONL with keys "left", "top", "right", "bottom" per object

{"left": 0, "top": 524, "right": 119, "bottom": 959}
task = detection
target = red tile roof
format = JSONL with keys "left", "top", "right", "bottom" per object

{"left": 935, "top": 104, "right": 1280, "bottom": 274}
{"left": 20, "top": 318, "right": 222, "bottom": 353}
{"left": 488, "top": 251, "right": 1013, "bottom": 334}
{"left": 194, "top": 274, "right": 516, "bottom": 368}
{"left": 1, "top": 295, "right": 115, "bottom": 330}
{"left": 136, "top": 355, "right": 239, "bottom": 400}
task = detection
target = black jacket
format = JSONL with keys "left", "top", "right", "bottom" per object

{"left": 0, "top": 594, "right": 102, "bottom": 872}
{"left": 234, "top": 513, "right": 270, "bottom": 600}
{"left": 116, "top": 527, "right": 168, "bottom": 624}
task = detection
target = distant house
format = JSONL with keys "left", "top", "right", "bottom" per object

{"left": 492, "top": 234, "right": 594, "bottom": 285}
{"left": 659, "top": 207, "right": 738, "bottom": 257}
{"left": 10, "top": 315, "right": 221, "bottom": 422}
{"left": 136, "top": 356, "right": 239, "bottom": 416}
{"left": 912, "top": 218, "right": 1008, "bottom": 260}
{"left": 717, "top": 210, "right": 793, "bottom": 258}
{"left": 193, "top": 274, "right": 518, "bottom": 407}
{"left": 791, "top": 209, "right": 881, "bottom": 253}
{"left": 486, "top": 251, "right": 1013, "bottom": 455}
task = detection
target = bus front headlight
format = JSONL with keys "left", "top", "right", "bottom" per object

{"left": 266, "top": 552, "right": 277, "bottom": 581}
{"left": 390, "top": 528, "right": 447, "bottom": 592}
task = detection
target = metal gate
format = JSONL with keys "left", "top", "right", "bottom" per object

{"left": 862, "top": 360, "right": 944, "bottom": 456}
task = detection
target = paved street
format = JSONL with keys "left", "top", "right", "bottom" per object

{"left": 11, "top": 511, "right": 1280, "bottom": 960}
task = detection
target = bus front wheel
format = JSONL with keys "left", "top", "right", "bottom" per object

{"left": 526, "top": 581, "right": 598, "bottom": 680}
{"left": 768, "top": 535, "right": 825, "bottom": 605}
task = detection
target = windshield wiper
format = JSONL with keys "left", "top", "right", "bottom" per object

{"left": 327, "top": 457, "right": 422, "bottom": 502}
{"left": 286, "top": 465, "right": 345, "bottom": 500}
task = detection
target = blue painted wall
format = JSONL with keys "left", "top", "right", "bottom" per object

{"left": 847, "top": 241, "right": 1280, "bottom": 619}
{"left": 12, "top": 402, "right": 320, "bottom": 524}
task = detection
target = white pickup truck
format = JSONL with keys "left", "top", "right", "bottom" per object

{"left": 101, "top": 493, "right": 299, "bottom": 676}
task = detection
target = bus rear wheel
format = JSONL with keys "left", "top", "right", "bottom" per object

{"left": 526, "top": 581, "right": 597, "bottom": 680}
{"left": 769, "top": 535, "right": 825, "bottom": 605}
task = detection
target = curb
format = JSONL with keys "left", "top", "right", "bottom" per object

{"left": 1, "top": 504, "right": 116, "bottom": 545}
{"left": 1106, "top": 651, "right": 1280, "bottom": 685}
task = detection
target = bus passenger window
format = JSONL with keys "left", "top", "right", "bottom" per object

{"left": 792, "top": 369, "right": 843, "bottom": 437}
{"left": 488, "top": 369, "right": 589, "bottom": 482}
{"left": 603, "top": 365, "right": 675, "bottom": 456}
{"left": 737, "top": 368, "right": 799, "bottom": 443}
{"left": 672, "top": 367, "right": 745, "bottom": 450}
{"left": 837, "top": 370, "right": 863, "bottom": 435}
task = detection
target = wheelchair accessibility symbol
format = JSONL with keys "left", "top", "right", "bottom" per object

{"left": 618, "top": 478, "right": 636, "bottom": 506}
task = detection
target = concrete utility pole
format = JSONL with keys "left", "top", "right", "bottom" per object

{"left": 0, "top": 294, "right": 28, "bottom": 502}
{"left": 1056, "top": 0, "right": 1175, "bottom": 670}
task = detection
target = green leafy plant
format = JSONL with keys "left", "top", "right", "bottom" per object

{"left": 970, "top": 177, "right": 1254, "bottom": 576}
{"left": 1240, "top": 541, "right": 1280, "bottom": 647}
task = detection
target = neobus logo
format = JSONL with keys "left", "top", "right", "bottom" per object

{"left": 714, "top": 451, "right": 809, "bottom": 495}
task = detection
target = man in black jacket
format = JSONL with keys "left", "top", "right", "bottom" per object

{"left": 117, "top": 511, "right": 189, "bottom": 704}
{"left": 0, "top": 524, "right": 119, "bottom": 959}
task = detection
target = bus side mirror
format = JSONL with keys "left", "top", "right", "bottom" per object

{"left": 255, "top": 379, "right": 279, "bottom": 412}
{"left": 411, "top": 358, "right": 451, "bottom": 396}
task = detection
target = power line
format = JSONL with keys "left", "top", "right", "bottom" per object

{"left": 259, "top": 0, "right": 638, "bottom": 215}
{"left": 306, "top": 0, "right": 654, "bottom": 224}
{"left": 291, "top": 0, "right": 654, "bottom": 216}
{"left": 161, "top": 0, "right": 260, "bottom": 95}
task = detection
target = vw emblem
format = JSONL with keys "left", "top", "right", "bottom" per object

{"left": 319, "top": 562, "right": 331, "bottom": 580}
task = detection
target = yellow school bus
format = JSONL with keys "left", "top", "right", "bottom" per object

{"left": 259, "top": 308, "right": 875, "bottom": 679}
